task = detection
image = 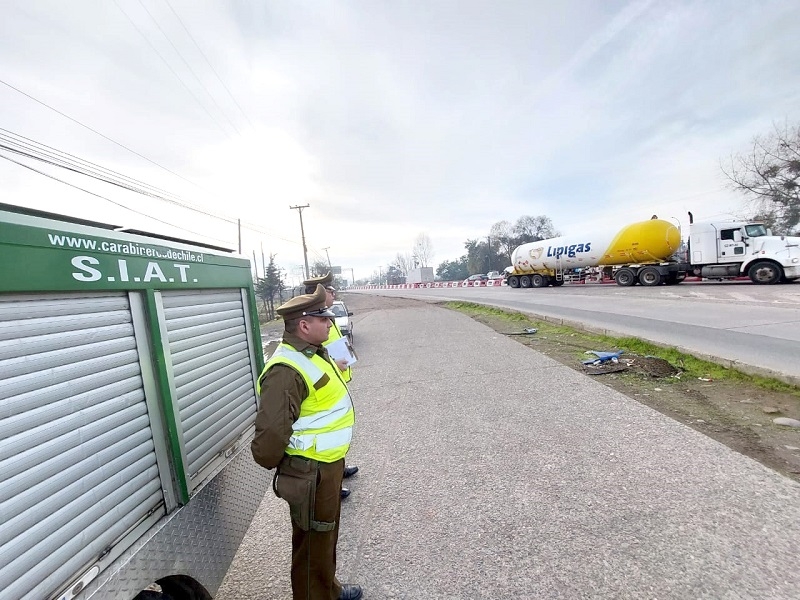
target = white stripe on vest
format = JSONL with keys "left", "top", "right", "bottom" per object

{"left": 293, "top": 392, "right": 353, "bottom": 431}
{"left": 288, "top": 427, "right": 353, "bottom": 452}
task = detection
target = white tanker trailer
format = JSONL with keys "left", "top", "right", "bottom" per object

{"left": 505, "top": 215, "right": 800, "bottom": 288}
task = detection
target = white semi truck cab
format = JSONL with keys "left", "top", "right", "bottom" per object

{"left": 688, "top": 214, "right": 800, "bottom": 284}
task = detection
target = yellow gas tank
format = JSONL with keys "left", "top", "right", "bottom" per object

{"left": 602, "top": 219, "right": 680, "bottom": 265}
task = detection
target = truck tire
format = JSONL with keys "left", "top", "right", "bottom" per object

{"left": 531, "top": 274, "right": 546, "bottom": 288}
{"left": 519, "top": 275, "right": 531, "bottom": 288}
{"left": 551, "top": 279, "right": 564, "bottom": 287}
{"left": 614, "top": 268, "right": 636, "bottom": 287}
{"left": 748, "top": 261, "right": 782, "bottom": 285}
{"left": 158, "top": 577, "right": 211, "bottom": 600}
{"left": 638, "top": 267, "right": 662, "bottom": 286}
{"left": 508, "top": 276, "right": 520, "bottom": 288}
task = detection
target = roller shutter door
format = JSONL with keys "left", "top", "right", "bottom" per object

{"left": 0, "top": 294, "right": 164, "bottom": 600}
{"left": 161, "top": 290, "right": 258, "bottom": 488}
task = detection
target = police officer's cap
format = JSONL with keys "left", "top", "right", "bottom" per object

{"left": 302, "top": 271, "right": 334, "bottom": 288}
{"left": 276, "top": 284, "right": 336, "bottom": 321}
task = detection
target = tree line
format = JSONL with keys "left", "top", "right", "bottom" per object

{"left": 436, "top": 215, "right": 559, "bottom": 281}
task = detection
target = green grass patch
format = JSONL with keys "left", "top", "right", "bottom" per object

{"left": 445, "top": 301, "right": 800, "bottom": 398}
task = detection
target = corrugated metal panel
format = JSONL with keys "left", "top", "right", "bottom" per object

{"left": 161, "top": 290, "right": 258, "bottom": 486}
{"left": 0, "top": 294, "right": 164, "bottom": 600}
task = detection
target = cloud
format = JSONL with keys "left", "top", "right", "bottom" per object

{"left": 2, "top": 0, "right": 799, "bottom": 279}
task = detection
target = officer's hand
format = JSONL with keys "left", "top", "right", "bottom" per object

{"left": 335, "top": 358, "right": 348, "bottom": 371}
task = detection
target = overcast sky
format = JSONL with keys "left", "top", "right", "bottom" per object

{"left": 2, "top": 0, "right": 799, "bottom": 283}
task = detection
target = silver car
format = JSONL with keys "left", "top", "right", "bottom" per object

{"left": 330, "top": 300, "right": 354, "bottom": 344}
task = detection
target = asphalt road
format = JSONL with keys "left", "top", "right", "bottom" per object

{"left": 219, "top": 297, "right": 800, "bottom": 599}
{"left": 349, "top": 281, "right": 800, "bottom": 383}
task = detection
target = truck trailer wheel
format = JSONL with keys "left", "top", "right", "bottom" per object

{"left": 519, "top": 275, "right": 532, "bottom": 288}
{"left": 531, "top": 274, "right": 546, "bottom": 288}
{"left": 748, "top": 261, "right": 782, "bottom": 285}
{"left": 614, "top": 268, "right": 636, "bottom": 287}
{"left": 508, "top": 276, "right": 520, "bottom": 288}
{"left": 638, "top": 267, "right": 662, "bottom": 286}
{"left": 158, "top": 577, "right": 211, "bottom": 600}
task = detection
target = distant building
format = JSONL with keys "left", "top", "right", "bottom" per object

{"left": 407, "top": 267, "right": 434, "bottom": 284}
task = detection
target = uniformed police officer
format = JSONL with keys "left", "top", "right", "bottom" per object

{"left": 303, "top": 272, "right": 359, "bottom": 499}
{"left": 251, "top": 285, "right": 363, "bottom": 600}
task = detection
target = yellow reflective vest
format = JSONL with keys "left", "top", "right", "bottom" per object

{"left": 325, "top": 321, "right": 352, "bottom": 382}
{"left": 258, "top": 342, "right": 354, "bottom": 463}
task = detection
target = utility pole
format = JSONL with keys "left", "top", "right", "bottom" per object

{"left": 289, "top": 204, "right": 310, "bottom": 279}
{"left": 378, "top": 266, "right": 383, "bottom": 286}
{"left": 322, "top": 247, "right": 332, "bottom": 268}
{"left": 349, "top": 268, "right": 355, "bottom": 285}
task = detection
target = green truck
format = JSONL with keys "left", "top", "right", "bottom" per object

{"left": 0, "top": 203, "right": 269, "bottom": 600}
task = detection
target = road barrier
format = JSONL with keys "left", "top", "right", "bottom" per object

{"left": 347, "top": 279, "right": 507, "bottom": 290}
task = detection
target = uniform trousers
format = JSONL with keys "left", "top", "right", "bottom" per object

{"left": 291, "top": 458, "right": 345, "bottom": 600}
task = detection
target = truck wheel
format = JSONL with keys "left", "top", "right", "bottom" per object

{"left": 158, "top": 577, "right": 211, "bottom": 600}
{"left": 614, "top": 269, "right": 636, "bottom": 287}
{"left": 519, "top": 275, "right": 532, "bottom": 288}
{"left": 508, "top": 276, "right": 520, "bottom": 288}
{"left": 638, "top": 267, "right": 662, "bottom": 286}
{"left": 531, "top": 274, "right": 546, "bottom": 288}
{"left": 748, "top": 261, "right": 782, "bottom": 285}
{"left": 551, "top": 279, "right": 564, "bottom": 287}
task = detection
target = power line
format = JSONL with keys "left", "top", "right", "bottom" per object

{"left": 0, "top": 128, "right": 189, "bottom": 205}
{"left": 0, "top": 129, "right": 236, "bottom": 224}
{"left": 135, "top": 0, "right": 242, "bottom": 135}
{"left": 112, "top": 0, "right": 232, "bottom": 137}
{"left": 0, "top": 131, "right": 314, "bottom": 248}
{"left": 0, "top": 151, "right": 231, "bottom": 245}
{"left": 163, "top": 0, "right": 255, "bottom": 129}
{"left": 0, "top": 78, "right": 200, "bottom": 187}
{"left": 1, "top": 126, "right": 319, "bottom": 254}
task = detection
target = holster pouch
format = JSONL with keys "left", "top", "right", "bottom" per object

{"left": 273, "top": 456, "right": 335, "bottom": 532}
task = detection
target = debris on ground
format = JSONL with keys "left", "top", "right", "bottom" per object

{"left": 583, "top": 362, "right": 629, "bottom": 375}
{"left": 582, "top": 350, "right": 624, "bottom": 365}
{"left": 580, "top": 353, "right": 680, "bottom": 378}
{"left": 505, "top": 327, "right": 538, "bottom": 336}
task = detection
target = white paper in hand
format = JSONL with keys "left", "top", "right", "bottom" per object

{"left": 325, "top": 336, "right": 357, "bottom": 367}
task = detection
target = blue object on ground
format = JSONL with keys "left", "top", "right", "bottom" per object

{"left": 582, "top": 350, "right": 624, "bottom": 365}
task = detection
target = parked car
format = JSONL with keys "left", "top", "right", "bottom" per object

{"left": 465, "top": 273, "right": 488, "bottom": 282}
{"left": 330, "top": 300, "right": 354, "bottom": 343}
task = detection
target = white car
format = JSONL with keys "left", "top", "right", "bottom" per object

{"left": 330, "top": 300, "right": 354, "bottom": 344}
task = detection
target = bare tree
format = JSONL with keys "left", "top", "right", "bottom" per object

{"left": 489, "top": 220, "right": 515, "bottom": 263}
{"left": 310, "top": 259, "right": 329, "bottom": 277}
{"left": 392, "top": 252, "right": 413, "bottom": 275}
{"left": 723, "top": 121, "right": 800, "bottom": 234}
{"left": 413, "top": 233, "right": 434, "bottom": 267}
{"left": 513, "top": 215, "right": 559, "bottom": 243}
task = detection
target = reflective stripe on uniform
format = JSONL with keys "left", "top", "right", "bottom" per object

{"left": 292, "top": 392, "right": 353, "bottom": 431}
{"left": 271, "top": 345, "right": 325, "bottom": 383}
{"left": 288, "top": 426, "right": 353, "bottom": 452}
